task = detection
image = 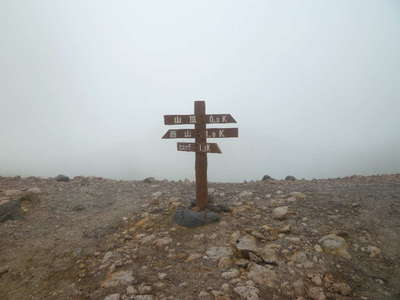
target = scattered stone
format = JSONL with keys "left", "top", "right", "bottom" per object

{"left": 218, "top": 257, "right": 234, "bottom": 269}
{"left": 102, "top": 251, "right": 113, "bottom": 263}
{"left": 239, "top": 191, "right": 253, "bottom": 199}
{"left": 366, "top": 245, "right": 381, "bottom": 257}
{"left": 221, "top": 283, "right": 231, "bottom": 293}
{"left": 186, "top": 253, "right": 202, "bottom": 262}
{"left": 133, "top": 296, "right": 154, "bottom": 300}
{"left": 314, "top": 245, "right": 323, "bottom": 253}
{"left": 233, "top": 285, "right": 260, "bottom": 300}
{"left": 138, "top": 284, "right": 152, "bottom": 294}
{"left": 173, "top": 207, "right": 220, "bottom": 228}
{"left": 272, "top": 206, "right": 289, "bottom": 220}
{"left": 221, "top": 268, "right": 240, "bottom": 279}
{"left": 289, "top": 251, "right": 308, "bottom": 264}
{"left": 307, "top": 286, "right": 326, "bottom": 300}
{"left": 4, "top": 190, "right": 23, "bottom": 197}
{"left": 293, "top": 279, "right": 305, "bottom": 297}
{"left": 235, "top": 258, "right": 250, "bottom": 268}
{"left": 0, "top": 266, "right": 9, "bottom": 277}
{"left": 331, "top": 282, "right": 352, "bottom": 296}
{"left": 55, "top": 175, "right": 70, "bottom": 182}
{"left": 247, "top": 263, "right": 278, "bottom": 288}
{"left": 308, "top": 273, "right": 323, "bottom": 286}
{"left": 158, "top": 273, "right": 167, "bottom": 280}
{"left": 151, "top": 191, "right": 162, "bottom": 199}
{"left": 289, "top": 192, "right": 306, "bottom": 199}
{"left": 198, "top": 290, "right": 213, "bottom": 300}
{"left": 104, "top": 294, "right": 120, "bottom": 300}
{"left": 126, "top": 286, "right": 137, "bottom": 295}
{"left": 26, "top": 187, "right": 41, "bottom": 194}
{"left": 154, "top": 237, "right": 172, "bottom": 247}
{"left": 278, "top": 224, "right": 291, "bottom": 233}
{"left": 101, "top": 270, "right": 135, "bottom": 288}
{"left": 319, "top": 234, "right": 351, "bottom": 259}
{"left": 206, "top": 247, "right": 233, "bottom": 260}
{"left": 285, "top": 175, "right": 296, "bottom": 181}
{"left": 259, "top": 245, "right": 278, "bottom": 265}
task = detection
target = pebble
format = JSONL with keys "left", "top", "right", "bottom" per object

{"left": 221, "top": 268, "right": 240, "bottom": 279}
{"left": 319, "top": 234, "right": 351, "bottom": 259}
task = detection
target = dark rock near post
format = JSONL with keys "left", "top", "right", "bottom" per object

{"left": 0, "top": 198, "right": 22, "bottom": 223}
{"left": 285, "top": 175, "right": 296, "bottom": 181}
{"left": 173, "top": 207, "right": 220, "bottom": 227}
{"left": 262, "top": 175, "right": 274, "bottom": 181}
{"left": 55, "top": 175, "right": 70, "bottom": 182}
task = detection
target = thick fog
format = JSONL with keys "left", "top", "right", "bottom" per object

{"left": 1, "top": 1, "right": 399, "bottom": 182}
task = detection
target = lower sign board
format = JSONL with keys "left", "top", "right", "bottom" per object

{"left": 177, "top": 142, "right": 222, "bottom": 153}
{"left": 162, "top": 128, "right": 238, "bottom": 139}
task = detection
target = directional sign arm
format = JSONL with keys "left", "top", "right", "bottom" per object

{"left": 164, "top": 114, "right": 236, "bottom": 125}
{"left": 162, "top": 129, "right": 196, "bottom": 139}
{"left": 177, "top": 142, "right": 222, "bottom": 153}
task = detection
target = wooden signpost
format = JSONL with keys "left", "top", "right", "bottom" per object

{"left": 162, "top": 101, "right": 238, "bottom": 210}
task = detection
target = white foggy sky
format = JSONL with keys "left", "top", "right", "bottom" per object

{"left": 1, "top": 1, "right": 399, "bottom": 182}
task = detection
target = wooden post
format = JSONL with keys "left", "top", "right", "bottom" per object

{"left": 194, "top": 101, "right": 208, "bottom": 210}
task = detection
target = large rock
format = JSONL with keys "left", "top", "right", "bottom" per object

{"left": 0, "top": 198, "right": 21, "bottom": 223}
{"left": 235, "top": 235, "right": 258, "bottom": 257}
{"left": 55, "top": 174, "right": 70, "bottom": 182}
{"left": 319, "top": 234, "right": 351, "bottom": 259}
{"left": 272, "top": 206, "right": 289, "bottom": 220}
{"left": 173, "top": 207, "right": 220, "bottom": 228}
{"left": 261, "top": 175, "right": 274, "bottom": 181}
{"left": 206, "top": 247, "right": 233, "bottom": 260}
{"left": 285, "top": 175, "right": 296, "bottom": 181}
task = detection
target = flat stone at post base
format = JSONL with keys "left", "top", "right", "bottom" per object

{"left": 173, "top": 207, "right": 220, "bottom": 228}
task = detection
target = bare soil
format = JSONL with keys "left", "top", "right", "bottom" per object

{"left": 0, "top": 175, "right": 399, "bottom": 300}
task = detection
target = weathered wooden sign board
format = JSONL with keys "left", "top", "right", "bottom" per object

{"left": 162, "top": 101, "right": 238, "bottom": 210}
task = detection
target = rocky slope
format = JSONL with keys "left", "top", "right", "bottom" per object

{"left": 0, "top": 174, "right": 399, "bottom": 300}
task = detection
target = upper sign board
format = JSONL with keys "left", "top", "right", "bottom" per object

{"left": 164, "top": 114, "right": 236, "bottom": 125}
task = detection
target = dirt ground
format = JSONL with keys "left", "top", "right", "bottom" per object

{"left": 0, "top": 174, "right": 399, "bottom": 300}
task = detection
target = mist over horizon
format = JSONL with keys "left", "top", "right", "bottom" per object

{"left": 1, "top": 1, "right": 399, "bottom": 182}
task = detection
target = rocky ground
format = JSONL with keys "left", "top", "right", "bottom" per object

{"left": 0, "top": 174, "right": 400, "bottom": 300}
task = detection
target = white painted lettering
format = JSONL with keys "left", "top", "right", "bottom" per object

{"left": 219, "top": 130, "right": 224, "bottom": 137}
{"left": 174, "top": 116, "right": 182, "bottom": 124}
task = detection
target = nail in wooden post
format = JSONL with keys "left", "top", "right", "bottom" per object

{"left": 194, "top": 101, "right": 208, "bottom": 210}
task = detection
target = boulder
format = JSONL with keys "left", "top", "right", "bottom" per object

{"left": 285, "top": 175, "right": 296, "bottom": 181}
{"left": 173, "top": 207, "right": 220, "bottom": 228}
{"left": 262, "top": 175, "right": 274, "bottom": 181}
{"left": 0, "top": 198, "right": 21, "bottom": 223}
{"left": 55, "top": 175, "right": 70, "bottom": 182}
{"left": 143, "top": 177, "right": 156, "bottom": 183}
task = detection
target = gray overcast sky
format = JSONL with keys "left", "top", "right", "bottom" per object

{"left": 1, "top": 1, "right": 399, "bottom": 182}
